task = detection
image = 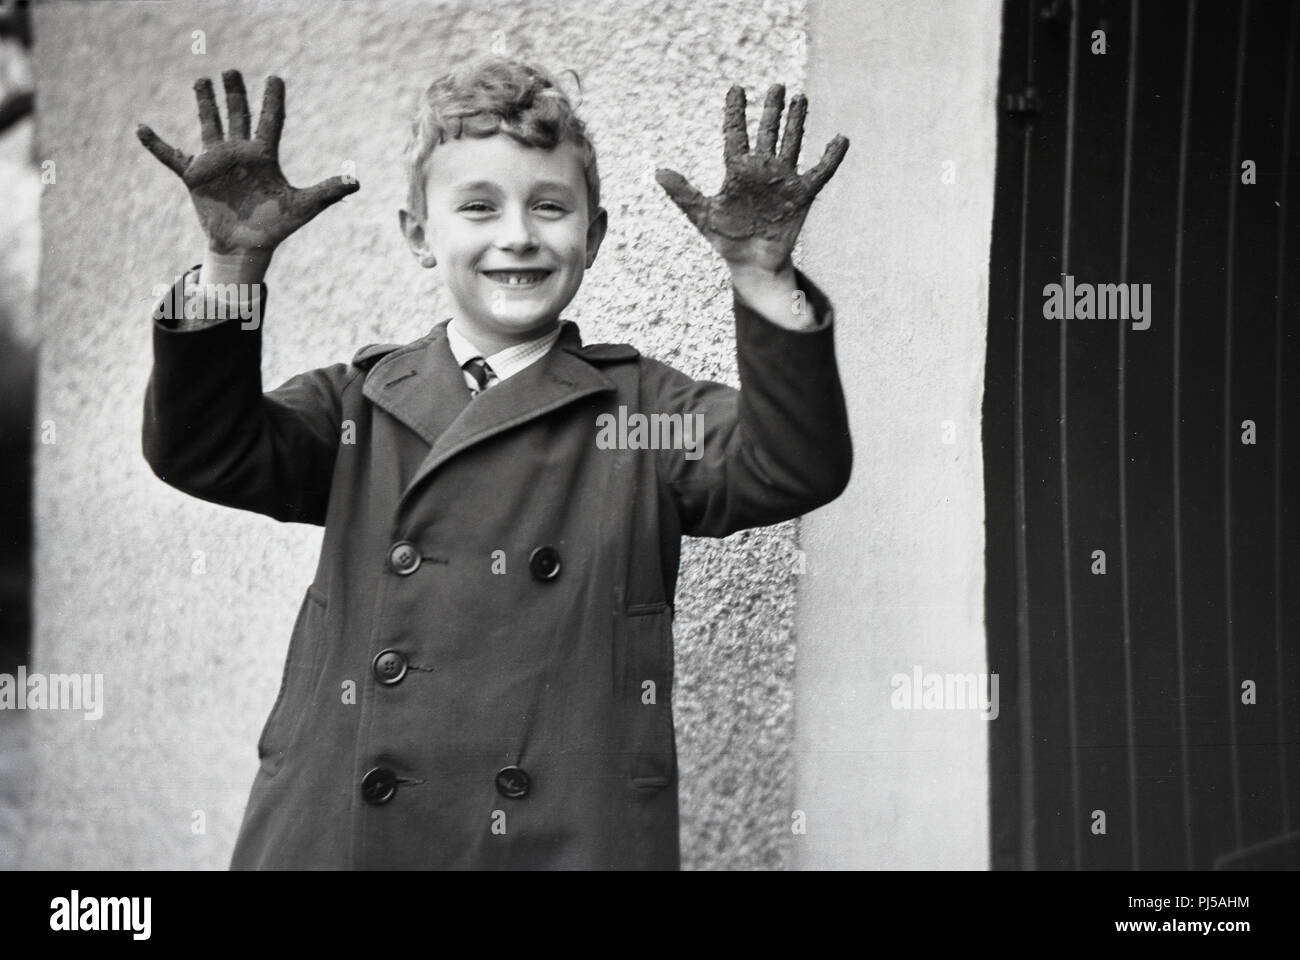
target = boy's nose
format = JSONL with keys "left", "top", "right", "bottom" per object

{"left": 493, "top": 208, "right": 539, "bottom": 252}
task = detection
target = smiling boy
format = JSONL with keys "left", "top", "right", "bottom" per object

{"left": 401, "top": 132, "right": 600, "bottom": 354}
{"left": 138, "top": 59, "right": 851, "bottom": 869}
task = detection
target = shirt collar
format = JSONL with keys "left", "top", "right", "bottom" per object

{"left": 445, "top": 318, "right": 563, "bottom": 383}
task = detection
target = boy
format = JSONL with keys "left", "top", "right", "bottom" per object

{"left": 137, "top": 59, "right": 851, "bottom": 869}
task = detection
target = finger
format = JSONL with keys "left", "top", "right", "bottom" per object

{"left": 754, "top": 84, "right": 785, "bottom": 156}
{"left": 294, "top": 175, "right": 361, "bottom": 218}
{"left": 654, "top": 168, "right": 708, "bottom": 229}
{"left": 803, "top": 134, "right": 849, "bottom": 195}
{"left": 223, "top": 69, "right": 251, "bottom": 139}
{"left": 723, "top": 85, "right": 748, "bottom": 162}
{"left": 136, "top": 124, "right": 192, "bottom": 177}
{"left": 193, "top": 77, "right": 223, "bottom": 147}
{"left": 255, "top": 75, "right": 285, "bottom": 150}
{"left": 777, "top": 93, "right": 806, "bottom": 167}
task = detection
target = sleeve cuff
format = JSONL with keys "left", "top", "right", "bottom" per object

{"left": 731, "top": 268, "right": 835, "bottom": 334}
{"left": 152, "top": 263, "right": 265, "bottom": 332}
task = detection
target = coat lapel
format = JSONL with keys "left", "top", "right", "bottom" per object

{"left": 361, "top": 322, "right": 469, "bottom": 447}
{"left": 364, "top": 320, "right": 617, "bottom": 499}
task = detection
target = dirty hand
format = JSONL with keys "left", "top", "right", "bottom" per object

{"left": 655, "top": 84, "right": 848, "bottom": 273}
{"left": 136, "top": 70, "right": 358, "bottom": 256}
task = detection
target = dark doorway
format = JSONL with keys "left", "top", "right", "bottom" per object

{"left": 985, "top": 0, "right": 1300, "bottom": 869}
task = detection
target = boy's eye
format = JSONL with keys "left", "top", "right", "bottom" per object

{"left": 456, "top": 200, "right": 569, "bottom": 218}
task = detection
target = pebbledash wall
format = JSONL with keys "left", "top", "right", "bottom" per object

{"left": 23, "top": 0, "right": 997, "bottom": 869}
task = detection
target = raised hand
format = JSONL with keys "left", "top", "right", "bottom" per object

{"left": 137, "top": 70, "right": 358, "bottom": 256}
{"left": 655, "top": 85, "right": 848, "bottom": 272}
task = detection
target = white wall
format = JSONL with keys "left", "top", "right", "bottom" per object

{"left": 794, "top": 0, "right": 1001, "bottom": 869}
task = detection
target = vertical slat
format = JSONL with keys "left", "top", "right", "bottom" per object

{"left": 1171, "top": 0, "right": 1197, "bottom": 870}
{"left": 1282, "top": 9, "right": 1300, "bottom": 840}
{"left": 1117, "top": 0, "right": 1141, "bottom": 870}
{"left": 1124, "top": 0, "right": 1192, "bottom": 871}
{"left": 984, "top": 0, "right": 1041, "bottom": 871}
{"left": 1058, "top": 0, "right": 1083, "bottom": 869}
{"left": 1014, "top": 0, "right": 1040, "bottom": 870}
{"left": 1069, "top": 0, "right": 1132, "bottom": 870}
{"left": 1273, "top": 1, "right": 1297, "bottom": 837}
{"left": 1220, "top": 0, "right": 1249, "bottom": 852}
{"left": 1227, "top": 0, "right": 1292, "bottom": 856}
{"left": 1021, "top": 0, "right": 1073, "bottom": 870}
{"left": 1175, "top": 0, "right": 1238, "bottom": 871}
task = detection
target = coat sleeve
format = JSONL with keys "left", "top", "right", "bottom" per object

{"left": 141, "top": 269, "right": 359, "bottom": 525}
{"left": 650, "top": 269, "right": 853, "bottom": 538}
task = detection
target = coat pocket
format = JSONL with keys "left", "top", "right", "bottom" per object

{"left": 620, "top": 604, "right": 676, "bottom": 790}
{"left": 256, "top": 586, "right": 327, "bottom": 777}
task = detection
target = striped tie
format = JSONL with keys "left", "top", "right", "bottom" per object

{"left": 463, "top": 357, "right": 495, "bottom": 396}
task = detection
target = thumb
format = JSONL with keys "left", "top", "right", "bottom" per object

{"left": 295, "top": 175, "right": 361, "bottom": 218}
{"left": 803, "top": 134, "right": 849, "bottom": 196}
{"left": 136, "top": 124, "right": 192, "bottom": 178}
{"left": 654, "top": 168, "right": 708, "bottom": 228}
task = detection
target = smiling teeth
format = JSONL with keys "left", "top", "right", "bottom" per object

{"left": 489, "top": 271, "right": 546, "bottom": 285}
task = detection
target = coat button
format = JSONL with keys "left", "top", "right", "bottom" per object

{"left": 389, "top": 541, "right": 420, "bottom": 575}
{"left": 528, "top": 546, "right": 561, "bottom": 582}
{"left": 372, "top": 649, "right": 407, "bottom": 685}
{"left": 495, "top": 765, "right": 530, "bottom": 799}
{"left": 361, "top": 767, "right": 398, "bottom": 805}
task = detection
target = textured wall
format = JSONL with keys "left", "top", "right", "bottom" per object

{"left": 26, "top": 0, "right": 815, "bottom": 869}
{"left": 795, "top": 0, "right": 999, "bottom": 868}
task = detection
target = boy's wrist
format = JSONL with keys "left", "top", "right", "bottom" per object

{"left": 200, "top": 246, "right": 274, "bottom": 286}
{"left": 172, "top": 247, "right": 267, "bottom": 332}
{"left": 727, "top": 258, "right": 819, "bottom": 330}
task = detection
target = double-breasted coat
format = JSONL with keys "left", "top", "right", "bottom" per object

{"left": 142, "top": 267, "right": 852, "bottom": 869}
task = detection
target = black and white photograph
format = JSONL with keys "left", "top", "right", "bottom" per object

{"left": 0, "top": 0, "right": 1295, "bottom": 921}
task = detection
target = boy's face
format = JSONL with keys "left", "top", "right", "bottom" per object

{"left": 401, "top": 134, "right": 607, "bottom": 353}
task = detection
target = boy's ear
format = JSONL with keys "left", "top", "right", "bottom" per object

{"left": 398, "top": 208, "right": 437, "bottom": 268}
{"left": 585, "top": 206, "right": 608, "bottom": 269}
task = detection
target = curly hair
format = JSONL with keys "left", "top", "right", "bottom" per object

{"left": 404, "top": 57, "right": 600, "bottom": 223}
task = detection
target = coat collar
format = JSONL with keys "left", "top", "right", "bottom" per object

{"left": 362, "top": 320, "right": 623, "bottom": 494}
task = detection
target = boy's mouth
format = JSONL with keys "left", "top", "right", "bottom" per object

{"left": 481, "top": 269, "right": 553, "bottom": 288}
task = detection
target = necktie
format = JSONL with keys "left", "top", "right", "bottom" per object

{"left": 463, "top": 357, "right": 495, "bottom": 396}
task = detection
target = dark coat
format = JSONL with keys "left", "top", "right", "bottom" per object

{"left": 142, "top": 269, "right": 851, "bottom": 869}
